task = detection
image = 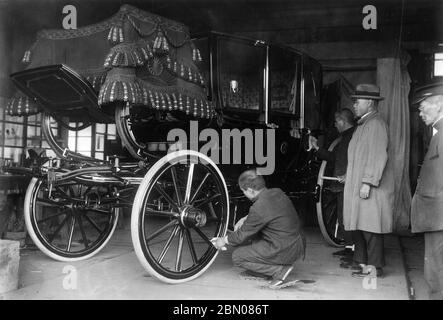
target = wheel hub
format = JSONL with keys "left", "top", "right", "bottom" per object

{"left": 180, "top": 205, "right": 207, "bottom": 228}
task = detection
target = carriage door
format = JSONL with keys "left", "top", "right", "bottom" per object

{"left": 268, "top": 47, "right": 302, "bottom": 137}
{"left": 217, "top": 36, "right": 266, "bottom": 124}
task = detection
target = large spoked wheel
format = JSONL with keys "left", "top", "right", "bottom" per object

{"left": 316, "top": 138, "right": 344, "bottom": 247}
{"left": 24, "top": 177, "right": 119, "bottom": 261}
{"left": 131, "top": 150, "right": 229, "bottom": 284}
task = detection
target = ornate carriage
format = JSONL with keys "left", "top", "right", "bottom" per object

{"left": 6, "top": 5, "right": 342, "bottom": 283}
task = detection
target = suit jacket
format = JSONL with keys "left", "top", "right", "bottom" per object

{"left": 227, "top": 188, "right": 305, "bottom": 264}
{"left": 315, "top": 126, "right": 355, "bottom": 177}
{"left": 411, "top": 118, "right": 443, "bottom": 233}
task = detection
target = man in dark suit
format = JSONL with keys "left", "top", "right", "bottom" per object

{"left": 309, "top": 108, "right": 356, "bottom": 262}
{"left": 212, "top": 169, "right": 305, "bottom": 289}
{"left": 411, "top": 82, "right": 443, "bottom": 300}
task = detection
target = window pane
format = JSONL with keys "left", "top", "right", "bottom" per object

{"left": 27, "top": 125, "right": 41, "bottom": 147}
{"left": 0, "top": 97, "right": 5, "bottom": 120}
{"left": 96, "top": 134, "right": 105, "bottom": 151}
{"left": 78, "top": 150, "right": 91, "bottom": 157}
{"left": 42, "top": 140, "right": 50, "bottom": 149}
{"left": 435, "top": 60, "right": 443, "bottom": 76}
{"left": 78, "top": 126, "right": 91, "bottom": 137}
{"left": 46, "top": 149, "right": 56, "bottom": 158}
{"left": 107, "top": 124, "right": 116, "bottom": 135}
{"left": 269, "top": 47, "right": 301, "bottom": 114}
{"left": 95, "top": 152, "right": 104, "bottom": 160}
{"left": 435, "top": 53, "right": 443, "bottom": 60}
{"left": 5, "top": 114, "right": 24, "bottom": 123}
{"left": 4, "top": 147, "right": 23, "bottom": 163}
{"left": 96, "top": 123, "right": 106, "bottom": 133}
{"left": 77, "top": 137, "right": 91, "bottom": 151}
{"left": 68, "top": 136, "right": 76, "bottom": 151}
{"left": 0, "top": 122, "right": 3, "bottom": 143}
{"left": 4, "top": 123, "right": 23, "bottom": 146}
{"left": 218, "top": 38, "right": 264, "bottom": 110}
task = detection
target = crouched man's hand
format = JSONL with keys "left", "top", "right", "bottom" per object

{"left": 211, "top": 236, "right": 228, "bottom": 251}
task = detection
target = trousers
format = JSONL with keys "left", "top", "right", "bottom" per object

{"left": 231, "top": 235, "right": 305, "bottom": 279}
{"left": 336, "top": 191, "right": 353, "bottom": 246}
{"left": 424, "top": 230, "right": 443, "bottom": 300}
{"left": 353, "top": 230, "right": 385, "bottom": 268}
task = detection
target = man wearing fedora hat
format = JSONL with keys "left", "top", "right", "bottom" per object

{"left": 343, "top": 84, "right": 395, "bottom": 278}
{"left": 411, "top": 82, "right": 443, "bottom": 299}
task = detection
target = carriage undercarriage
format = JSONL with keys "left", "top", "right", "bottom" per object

{"left": 18, "top": 102, "right": 343, "bottom": 284}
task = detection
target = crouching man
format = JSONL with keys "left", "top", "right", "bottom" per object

{"left": 211, "top": 169, "right": 306, "bottom": 289}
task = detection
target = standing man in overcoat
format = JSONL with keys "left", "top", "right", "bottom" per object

{"left": 343, "top": 84, "right": 395, "bottom": 278}
{"left": 411, "top": 82, "right": 443, "bottom": 300}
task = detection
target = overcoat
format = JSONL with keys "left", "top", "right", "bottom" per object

{"left": 227, "top": 188, "right": 305, "bottom": 264}
{"left": 343, "top": 111, "right": 394, "bottom": 234}
{"left": 411, "top": 119, "right": 443, "bottom": 233}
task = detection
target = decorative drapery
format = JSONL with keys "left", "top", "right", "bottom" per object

{"left": 8, "top": 4, "right": 213, "bottom": 119}
{"left": 377, "top": 53, "right": 412, "bottom": 232}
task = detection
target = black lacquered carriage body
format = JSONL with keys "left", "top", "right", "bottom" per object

{"left": 6, "top": 5, "right": 342, "bottom": 283}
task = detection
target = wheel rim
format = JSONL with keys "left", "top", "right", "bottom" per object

{"left": 28, "top": 178, "right": 118, "bottom": 258}
{"left": 316, "top": 138, "right": 344, "bottom": 247}
{"left": 133, "top": 151, "right": 229, "bottom": 282}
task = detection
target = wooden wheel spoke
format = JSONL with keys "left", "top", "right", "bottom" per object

{"left": 325, "top": 203, "right": 337, "bottom": 227}
{"left": 83, "top": 214, "right": 103, "bottom": 234}
{"left": 158, "top": 225, "right": 180, "bottom": 263}
{"left": 87, "top": 208, "right": 111, "bottom": 215}
{"left": 145, "top": 209, "right": 179, "bottom": 218}
{"left": 48, "top": 215, "right": 70, "bottom": 243}
{"left": 190, "top": 173, "right": 210, "bottom": 204}
{"left": 175, "top": 229, "right": 184, "bottom": 272}
{"left": 208, "top": 202, "right": 219, "bottom": 220}
{"left": 66, "top": 215, "right": 77, "bottom": 252}
{"left": 192, "top": 227, "right": 213, "bottom": 247}
{"left": 170, "top": 166, "right": 183, "bottom": 206}
{"left": 322, "top": 193, "right": 337, "bottom": 209}
{"left": 194, "top": 194, "right": 221, "bottom": 208}
{"left": 185, "top": 228, "right": 198, "bottom": 265}
{"left": 184, "top": 163, "right": 195, "bottom": 204}
{"left": 146, "top": 220, "right": 178, "bottom": 242}
{"left": 55, "top": 186, "right": 71, "bottom": 198}
{"left": 154, "top": 184, "right": 180, "bottom": 211}
{"left": 36, "top": 197, "right": 69, "bottom": 207}
{"left": 77, "top": 215, "right": 89, "bottom": 248}
{"left": 37, "top": 211, "right": 68, "bottom": 224}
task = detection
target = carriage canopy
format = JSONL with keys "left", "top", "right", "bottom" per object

{"left": 7, "top": 4, "right": 214, "bottom": 121}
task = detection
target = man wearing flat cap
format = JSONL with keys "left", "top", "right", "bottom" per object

{"left": 411, "top": 82, "right": 443, "bottom": 299}
{"left": 343, "top": 84, "right": 395, "bottom": 278}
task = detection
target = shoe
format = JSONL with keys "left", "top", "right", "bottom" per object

{"left": 239, "top": 270, "right": 272, "bottom": 281}
{"left": 267, "top": 265, "right": 294, "bottom": 289}
{"left": 340, "top": 261, "right": 363, "bottom": 271}
{"left": 351, "top": 267, "right": 383, "bottom": 278}
{"left": 268, "top": 278, "right": 301, "bottom": 290}
{"left": 332, "top": 248, "right": 353, "bottom": 257}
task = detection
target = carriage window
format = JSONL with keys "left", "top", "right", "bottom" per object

{"left": 269, "top": 47, "right": 301, "bottom": 114}
{"left": 218, "top": 38, "right": 265, "bottom": 111}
